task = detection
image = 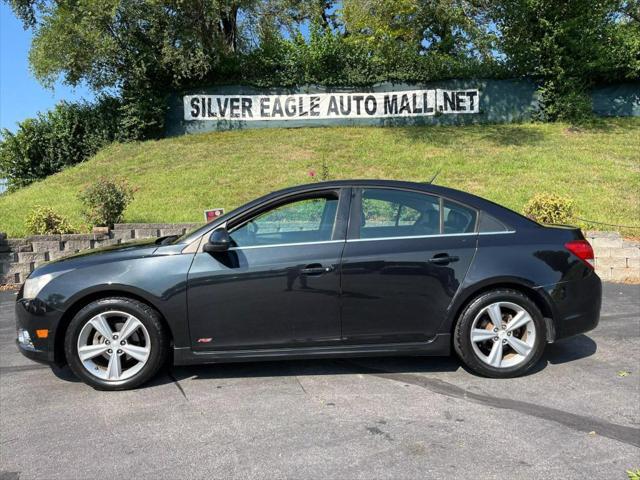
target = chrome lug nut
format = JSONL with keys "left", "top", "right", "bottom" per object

{"left": 120, "top": 340, "right": 125, "bottom": 345}
{"left": 117, "top": 349, "right": 122, "bottom": 355}
{"left": 112, "top": 334, "right": 118, "bottom": 340}
{"left": 493, "top": 337, "right": 499, "bottom": 341}
{"left": 107, "top": 349, "right": 113, "bottom": 354}
{"left": 105, "top": 340, "right": 110, "bottom": 345}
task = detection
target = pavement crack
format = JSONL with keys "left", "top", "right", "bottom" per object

{"left": 347, "top": 362, "right": 640, "bottom": 448}
{"left": 599, "top": 312, "right": 640, "bottom": 321}
{"left": 0, "top": 364, "right": 48, "bottom": 374}
{"left": 167, "top": 371, "right": 188, "bottom": 401}
{"left": 295, "top": 376, "right": 308, "bottom": 394}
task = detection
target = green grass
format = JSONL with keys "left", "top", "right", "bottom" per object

{"left": 1, "top": 119, "right": 639, "bottom": 237}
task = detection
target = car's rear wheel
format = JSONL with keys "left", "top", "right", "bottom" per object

{"left": 64, "top": 297, "right": 169, "bottom": 390}
{"left": 454, "top": 289, "right": 546, "bottom": 378}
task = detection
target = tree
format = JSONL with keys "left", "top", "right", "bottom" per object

{"left": 5, "top": 0, "right": 258, "bottom": 137}
{"left": 490, "top": 0, "right": 639, "bottom": 121}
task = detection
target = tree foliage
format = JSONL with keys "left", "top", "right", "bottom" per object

{"left": 0, "top": 97, "right": 123, "bottom": 190}
{"left": 2, "top": 0, "right": 638, "bottom": 142}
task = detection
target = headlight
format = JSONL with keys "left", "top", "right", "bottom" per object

{"left": 22, "top": 271, "right": 67, "bottom": 299}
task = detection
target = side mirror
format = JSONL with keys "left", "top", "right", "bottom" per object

{"left": 203, "top": 228, "right": 231, "bottom": 253}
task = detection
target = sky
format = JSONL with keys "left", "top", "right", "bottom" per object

{"left": 0, "top": 3, "right": 93, "bottom": 133}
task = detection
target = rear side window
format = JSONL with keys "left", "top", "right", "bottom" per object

{"left": 443, "top": 200, "right": 477, "bottom": 234}
{"left": 360, "top": 189, "right": 441, "bottom": 238}
{"left": 478, "top": 211, "right": 511, "bottom": 233}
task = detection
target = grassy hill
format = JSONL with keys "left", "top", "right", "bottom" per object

{"left": 1, "top": 119, "right": 639, "bottom": 237}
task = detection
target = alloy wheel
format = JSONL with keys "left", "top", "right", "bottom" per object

{"left": 76, "top": 311, "right": 151, "bottom": 382}
{"left": 469, "top": 301, "right": 536, "bottom": 369}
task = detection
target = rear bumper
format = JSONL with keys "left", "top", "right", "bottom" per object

{"left": 537, "top": 271, "right": 602, "bottom": 341}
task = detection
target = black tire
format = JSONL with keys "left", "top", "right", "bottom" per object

{"left": 453, "top": 289, "right": 546, "bottom": 378}
{"left": 64, "top": 297, "right": 169, "bottom": 390}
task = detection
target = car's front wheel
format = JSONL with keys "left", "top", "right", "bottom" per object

{"left": 454, "top": 289, "right": 546, "bottom": 378}
{"left": 64, "top": 297, "right": 169, "bottom": 390}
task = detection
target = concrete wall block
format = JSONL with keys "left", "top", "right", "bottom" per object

{"left": 0, "top": 272, "right": 19, "bottom": 285}
{"left": 26, "top": 234, "right": 61, "bottom": 242}
{"left": 63, "top": 239, "right": 93, "bottom": 252}
{"left": 593, "top": 247, "right": 612, "bottom": 258}
{"left": 590, "top": 236, "right": 624, "bottom": 249}
{"left": 17, "top": 252, "right": 48, "bottom": 264}
{"left": 95, "top": 238, "right": 122, "bottom": 248}
{"left": 160, "top": 228, "right": 185, "bottom": 236}
{"left": 134, "top": 228, "right": 160, "bottom": 239}
{"left": 31, "top": 240, "right": 62, "bottom": 253}
{"left": 626, "top": 257, "right": 640, "bottom": 269}
{"left": 7, "top": 238, "right": 28, "bottom": 248}
{"left": 61, "top": 234, "right": 93, "bottom": 242}
{"left": 595, "top": 257, "right": 627, "bottom": 269}
{"left": 6, "top": 263, "right": 32, "bottom": 277}
{"left": 48, "top": 250, "right": 72, "bottom": 261}
{"left": 112, "top": 229, "right": 136, "bottom": 241}
{"left": 609, "top": 267, "right": 639, "bottom": 283}
{"left": 116, "top": 222, "right": 200, "bottom": 230}
{"left": 614, "top": 247, "right": 640, "bottom": 258}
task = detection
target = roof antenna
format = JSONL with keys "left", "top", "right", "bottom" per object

{"left": 426, "top": 169, "right": 441, "bottom": 184}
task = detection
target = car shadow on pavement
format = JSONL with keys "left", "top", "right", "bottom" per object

{"left": 48, "top": 334, "right": 597, "bottom": 388}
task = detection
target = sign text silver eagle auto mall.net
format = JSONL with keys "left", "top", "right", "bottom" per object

{"left": 184, "top": 89, "right": 480, "bottom": 121}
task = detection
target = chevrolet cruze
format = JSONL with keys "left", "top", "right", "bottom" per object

{"left": 16, "top": 180, "right": 601, "bottom": 390}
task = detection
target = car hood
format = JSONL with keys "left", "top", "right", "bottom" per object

{"left": 29, "top": 238, "right": 160, "bottom": 277}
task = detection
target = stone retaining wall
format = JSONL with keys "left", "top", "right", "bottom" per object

{"left": 586, "top": 231, "right": 640, "bottom": 282}
{"left": 1, "top": 227, "right": 638, "bottom": 286}
{"left": 0, "top": 223, "right": 200, "bottom": 285}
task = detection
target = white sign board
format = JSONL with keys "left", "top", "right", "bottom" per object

{"left": 184, "top": 89, "right": 480, "bottom": 121}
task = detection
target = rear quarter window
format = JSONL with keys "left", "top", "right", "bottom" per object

{"left": 478, "top": 211, "right": 511, "bottom": 233}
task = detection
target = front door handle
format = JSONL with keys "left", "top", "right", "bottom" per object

{"left": 427, "top": 254, "right": 459, "bottom": 265}
{"left": 300, "top": 264, "right": 334, "bottom": 275}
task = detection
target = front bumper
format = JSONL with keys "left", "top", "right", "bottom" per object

{"left": 15, "top": 297, "right": 62, "bottom": 364}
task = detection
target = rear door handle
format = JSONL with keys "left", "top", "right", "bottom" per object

{"left": 427, "top": 254, "right": 459, "bottom": 265}
{"left": 300, "top": 264, "right": 334, "bottom": 275}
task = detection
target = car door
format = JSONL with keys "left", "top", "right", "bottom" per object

{"left": 340, "top": 187, "right": 478, "bottom": 344}
{"left": 187, "top": 188, "right": 350, "bottom": 350}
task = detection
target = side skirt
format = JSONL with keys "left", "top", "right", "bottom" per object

{"left": 173, "top": 334, "right": 451, "bottom": 366}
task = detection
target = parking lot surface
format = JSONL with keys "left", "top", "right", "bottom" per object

{"left": 1, "top": 284, "right": 639, "bottom": 480}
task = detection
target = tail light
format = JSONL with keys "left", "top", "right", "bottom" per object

{"left": 565, "top": 240, "right": 595, "bottom": 269}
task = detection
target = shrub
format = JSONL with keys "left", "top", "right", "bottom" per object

{"left": 79, "top": 178, "right": 136, "bottom": 228}
{"left": 26, "top": 206, "right": 76, "bottom": 235}
{"left": 0, "top": 96, "right": 123, "bottom": 191}
{"left": 523, "top": 193, "right": 576, "bottom": 225}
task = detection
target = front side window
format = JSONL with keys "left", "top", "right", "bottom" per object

{"left": 230, "top": 195, "right": 339, "bottom": 247}
{"left": 360, "top": 189, "right": 441, "bottom": 238}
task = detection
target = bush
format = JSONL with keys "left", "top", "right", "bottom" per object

{"left": 79, "top": 178, "right": 136, "bottom": 228}
{"left": 0, "top": 96, "right": 123, "bottom": 191}
{"left": 26, "top": 206, "right": 76, "bottom": 235}
{"left": 523, "top": 193, "right": 576, "bottom": 225}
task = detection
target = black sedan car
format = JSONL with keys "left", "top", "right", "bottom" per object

{"left": 16, "top": 180, "right": 601, "bottom": 390}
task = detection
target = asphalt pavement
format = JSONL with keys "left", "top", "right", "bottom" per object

{"left": 1, "top": 284, "right": 639, "bottom": 480}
